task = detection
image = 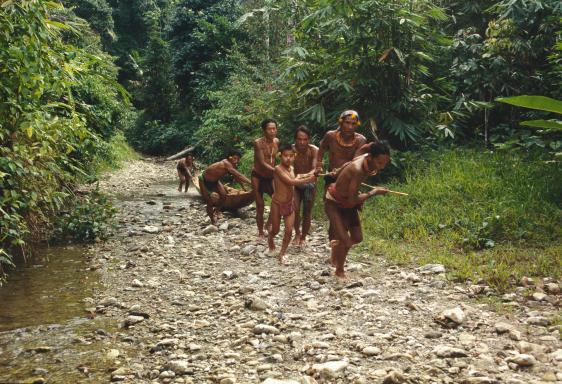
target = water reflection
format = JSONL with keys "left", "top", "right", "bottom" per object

{"left": 0, "top": 246, "right": 100, "bottom": 332}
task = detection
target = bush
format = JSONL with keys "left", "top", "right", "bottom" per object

{"left": 53, "top": 190, "right": 117, "bottom": 242}
{"left": 360, "top": 148, "right": 562, "bottom": 290}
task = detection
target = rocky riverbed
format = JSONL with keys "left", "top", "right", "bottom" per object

{"left": 1, "top": 158, "right": 560, "bottom": 384}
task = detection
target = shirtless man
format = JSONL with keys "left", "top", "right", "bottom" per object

{"left": 252, "top": 118, "right": 280, "bottom": 239}
{"left": 199, "top": 150, "right": 251, "bottom": 224}
{"left": 177, "top": 153, "right": 195, "bottom": 192}
{"left": 268, "top": 144, "right": 316, "bottom": 264}
{"left": 325, "top": 141, "right": 391, "bottom": 279}
{"left": 315, "top": 110, "right": 368, "bottom": 242}
{"left": 292, "top": 125, "right": 318, "bottom": 246}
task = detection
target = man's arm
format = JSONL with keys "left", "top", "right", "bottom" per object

{"left": 254, "top": 140, "right": 276, "bottom": 173}
{"left": 276, "top": 167, "right": 316, "bottom": 187}
{"left": 310, "top": 145, "right": 319, "bottom": 172}
{"left": 225, "top": 161, "right": 251, "bottom": 185}
{"left": 315, "top": 134, "right": 330, "bottom": 174}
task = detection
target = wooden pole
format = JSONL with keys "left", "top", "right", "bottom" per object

{"left": 318, "top": 173, "right": 408, "bottom": 196}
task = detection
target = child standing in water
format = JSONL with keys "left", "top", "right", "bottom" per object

{"left": 268, "top": 144, "right": 316, "bottom": 264}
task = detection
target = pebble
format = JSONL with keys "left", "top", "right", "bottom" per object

{"left": 361, "top": 346, "right": 381, "bottom": 356}
{"left": 311, "top": 360, "right": 348, "bottom": 378}
{"left": 507, "top": 353, "right": 536, "bottom": 367}
{"left": 433, "top": 345, "right": 468, "bottom": 358}
{"left": 253, "top": 324, "right": 280, "bottom": 335}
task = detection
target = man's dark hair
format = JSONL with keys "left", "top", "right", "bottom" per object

{"left": 228, "top": 149, "right": 242, "bottom": 158}
{"left": 368, "top": 140, "right": 391, "bottom": 157}
{"left": 279, "top": 143, "right": 294, "bottom": 153}
{"left": 294, "top": 125, "right": 311, "bottom": 138}
{"left": 261, "top": 118, "right": 278, "bottom": 130}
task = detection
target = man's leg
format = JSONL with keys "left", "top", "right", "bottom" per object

{"left": 268, "top": 202, "right": 281, "bottom": 252}
{"left": 178, "top": 173, "right": 186, "bottom": 192}
{"left": 300, "top": 188, "right": 316, "bottom": 245}
{"left": 325, "top": 201, "right": 353, "bottom": 270}
{"left": 206, "top": 202, "right": 216, "bottom": 225}
{"left": 279, "top": 211, "right": 295, "bottom": 263}
{"left": 293, "top": 190, "right": 302, "bottom": 245}
{"left": 252, "top": 176, "right": 266, "bottom": 238}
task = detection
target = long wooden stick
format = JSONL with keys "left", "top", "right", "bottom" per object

{"left": 318, "top": 173, "right": 408, "bottom": 196}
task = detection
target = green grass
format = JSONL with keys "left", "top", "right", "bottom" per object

{"left": 95, "top": 131, "right": 139, "bottom": 172}
{"left": 357, "top": 148, "right": 562, "bottom": 291}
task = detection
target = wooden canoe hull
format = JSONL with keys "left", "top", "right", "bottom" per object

{"left": 192, "top": 176, "right": 254, "bottom": 210}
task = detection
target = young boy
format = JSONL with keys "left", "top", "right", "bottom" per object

{"left": 199, "top": 150, "right": 251, "bottom": 224}
{"left": 177, "top": 153, "right": 195, "bottom": 192}
{"left": 268, "top": 144, "right": 316, "bottom": 264}
{"left": 251, "top": 118, "right": 280, "bottom": 239}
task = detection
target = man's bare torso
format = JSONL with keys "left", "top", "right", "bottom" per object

{"left": 293, "top": 144, "right": 318, "bottom": 175}
{"left": 323, "top": 131, "right": 367, "bottom": 171}
{"left": 252, "top": 137, "right": 279, "bottom": 178}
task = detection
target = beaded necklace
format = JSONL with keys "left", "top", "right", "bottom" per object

{"left": 335, "top": 130, "right": 357, "bottom": 148}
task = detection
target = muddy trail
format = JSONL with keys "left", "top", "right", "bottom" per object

{"left": 0, "top": 158, "right": 560, "bottom": 384}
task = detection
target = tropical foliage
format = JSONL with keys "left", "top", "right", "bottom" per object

{"left": 0, "top": 0, "right": 130, "bottom": 276}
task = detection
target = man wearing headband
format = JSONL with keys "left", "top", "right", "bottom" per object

{"left": 199, "top": 150, "right": 251, "bottom": 224}
{"left": 315, "top": 109, "right": 368, "bottom": 242}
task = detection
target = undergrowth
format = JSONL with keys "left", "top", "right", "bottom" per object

{"left": 360, "top": 148, "right": 562, "bottom": 291}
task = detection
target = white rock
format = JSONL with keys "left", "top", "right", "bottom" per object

{"left": 442, "top": 307, "right": 465, "bottom": 324}
{"left": 262, "top": 379, "right": 300, "bottom": 384}
{"left": 202, "top": 224, "right": 218, "bottom": 234}
{"left": 106, "top": 349, "right": 119, "bottom": 360}
{"left": 222, "top": 270, "right": 236, "bottom": 279}
{"left": 494, "top": 322, "right": 513, "bottom": 334}
{"left": 242, "top": 245, "right": 256, "bottom": 255}
{"left": 419, "top": 263, "right": 446, "bottom": 274}
{"left": 253, "top": 324, "right": 280, "bottom": 335}
{"left": 167, "top": 360, "right": 190, "bottom": 374}
{"left": 311, "top": 360, "right": 348, "bottom": 378}
{"left": 433, "top": 345, "right": 468, "bottom": 358}
{"left": 142, "top": 225, "right": 159, "bottom": 234}
{"left": 532, "top": 292, "right": 547, "bottom": 301}
{"left": 131, "top": 279, "right": 144, "bottom": 287}
{"left": 507, "top": 353, "right": 536, "bottom": 367}
{"left": 219, "top": 222, "right": 229, "bottom": 231}
{"left": 550, "top": 349, "right": 562, "bottom": 362}
{"left": 361, "top": 346, "right": 381, "bottom": 356}
{"left": 526, "top": 316, "right": 550, "bottom": 326}
{"left": 544, "top": 283, "right": 560, "bottom": 294}
{"left": 124, "top": 315, "right": 145, "bottom": 326}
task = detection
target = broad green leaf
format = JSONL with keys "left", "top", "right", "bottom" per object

{"left": 520, "top": 119, "right": 562, "bottom": 132}
{"left": 496, "top": 96, "right": 562, "bottom": 115}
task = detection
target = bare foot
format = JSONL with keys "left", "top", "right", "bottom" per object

{"left": 278, "top": 254, "right": 288, "bottom": 265}
{"left": 292, "top": 234, "right": 301, "bottom": 245}
{"left": 298, "top": 238, "right": 307, "bottom": 248}
{"left": 266, "top": 248, "right": 276, "bottom": 256}
{"left": 335, "top": 270, "right": 348, "bottom": 281}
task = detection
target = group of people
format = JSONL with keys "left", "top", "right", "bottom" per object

{"left": 178, "top": 110, "right": 391, "bottom": 279}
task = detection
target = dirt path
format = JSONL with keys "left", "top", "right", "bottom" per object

{"left": 1, "top": 159, "right": 560, "bottom": 384}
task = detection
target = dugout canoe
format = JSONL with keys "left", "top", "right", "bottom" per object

{"left": 191, "top": 175, "right": 254, "bottom": 210}
{"left": 166, "top": 146, "right": 195, "bottom": 161}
